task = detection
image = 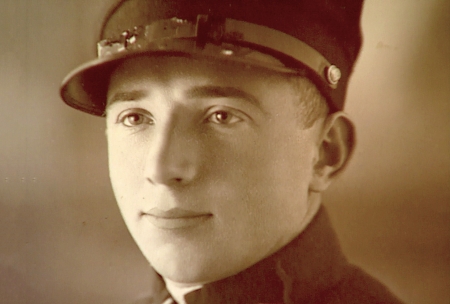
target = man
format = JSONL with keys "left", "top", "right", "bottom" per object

{"left": 60, "top": 0, "right": 404, "bottom": 303}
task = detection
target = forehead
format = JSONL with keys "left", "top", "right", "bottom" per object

{"left": 107, "top": 56, "right": 292, "bottom": 98}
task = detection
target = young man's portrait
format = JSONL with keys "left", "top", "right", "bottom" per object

{"left": 0, "top": 0, "right": 449, "bottom": 303}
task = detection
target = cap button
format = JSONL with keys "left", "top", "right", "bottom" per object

{"left": 326, "top": 65, "right": 341, "bottom": 86}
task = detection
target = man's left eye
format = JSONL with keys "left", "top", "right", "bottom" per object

{"left": 207, "top": 110, "right": 242, "bottom": 125}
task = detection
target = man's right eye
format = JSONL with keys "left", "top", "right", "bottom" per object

{"left": 117, "top": 110, "right": 154, "bottom": 127}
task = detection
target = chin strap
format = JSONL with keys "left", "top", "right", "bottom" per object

{"left": 97, "top": 15, "right": 341, "bottom": 89}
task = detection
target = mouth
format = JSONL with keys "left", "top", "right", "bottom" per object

{"left": 141, "top": 207, "right": 213, "bottom": 230}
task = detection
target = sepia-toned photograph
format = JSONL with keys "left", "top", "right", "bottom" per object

{"left": 1, "top": 0, "right": 449, "bottom": 303}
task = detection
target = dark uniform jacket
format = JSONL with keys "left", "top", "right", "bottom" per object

{"left": 135, "top": 206, "right": 404, "bottom": 304}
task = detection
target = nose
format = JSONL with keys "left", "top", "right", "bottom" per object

{"left": 144, "top": 118, "right": 201, "bottom": 186}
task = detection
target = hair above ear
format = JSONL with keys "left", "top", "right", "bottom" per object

{"left": 310, "top": 111, "right": 356, "bottom": 192}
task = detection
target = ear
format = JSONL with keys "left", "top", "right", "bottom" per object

{"left": 309, "top": 112, "right": 356, "bottom": 192}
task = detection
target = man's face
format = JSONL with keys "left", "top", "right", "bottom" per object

{"left": 105, "top": 56, "right": 324, "bottom": 285}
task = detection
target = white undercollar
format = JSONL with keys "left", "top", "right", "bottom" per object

{"left": 163, "top": 278, "right": 202, "bottom": 304}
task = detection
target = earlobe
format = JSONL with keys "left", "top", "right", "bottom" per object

{"left": 310, "top": 112, "right": 355, "bottom": 192}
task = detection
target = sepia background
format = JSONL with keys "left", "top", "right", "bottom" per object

{"left": 1, "top": 0, "right": 449, "bottom": 303}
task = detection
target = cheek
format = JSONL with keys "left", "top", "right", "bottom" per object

{"left": 106, "top": 133, "right": 146, "bottom": 200}
{"left": 204, "top": 131, "right": 306, "bottom": 217}
{"left": 106, "top": 135, "right": 151, "bottom": 235}
{"left": 233, "top": 132, "right": 313, "bottom": 195}
{"left": 236, "top": 132, "right": 315, "bottom": 225}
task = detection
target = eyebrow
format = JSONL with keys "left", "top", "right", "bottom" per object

{"left": 107, "top": 90, "right": 148, "bottom": 106}
{"left": 185, "top": 86, "right": 261, "bottom": 108}
{"left": 107, "top": 85, "right": 261, "bottom": 108}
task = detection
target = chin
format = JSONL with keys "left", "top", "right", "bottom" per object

{"left": 139, "top": 242, "right": 203, "bottom": 281}
{"left": 153, "top": 259, "right": 212, "bottom": 285}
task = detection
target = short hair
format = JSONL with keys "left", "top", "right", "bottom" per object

{"left": 285, "top": 75, "right": 330, "bottom": 128}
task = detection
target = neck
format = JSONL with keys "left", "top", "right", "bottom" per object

{"left": 262, "top": 192, "right": 322, "bottom": 261}
{"left": 300, "top": 192, "right": 322, "bottom": 232}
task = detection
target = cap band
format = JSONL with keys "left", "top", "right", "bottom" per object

{"left": 97, "top": 15, "right": 340, "bottom": 88}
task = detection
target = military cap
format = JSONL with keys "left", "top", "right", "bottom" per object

{"left": 60, "top": 0, "right": 363, "bottom": 116}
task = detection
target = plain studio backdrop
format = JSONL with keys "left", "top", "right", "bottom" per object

{"left": 0, "top": 0, "right": 449, "bottom": 303}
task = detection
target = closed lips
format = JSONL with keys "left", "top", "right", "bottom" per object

{"left": 144, "top": 207, "right": 212, "bottom": 219}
